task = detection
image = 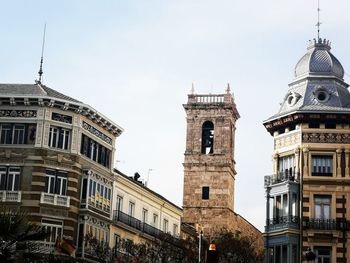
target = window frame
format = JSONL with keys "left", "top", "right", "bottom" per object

{"left": 314, "top": 195, "right": 332, "bottom": 220}
{"left": 0, "top": 166, "right": 20, "bottom": 191}
{"left": 311, "top": 154, "right": 334, "bottom": 177}
{"left": 44, "top": 170, "right": 68, "bottom": 196}
{"left": 48, "top": 126, "right": 71, "bottom": 150}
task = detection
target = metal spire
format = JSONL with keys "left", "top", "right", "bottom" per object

{"left": 316, "top": 0, "right": 321, "bottom": 40}
{"left": 37, "top": 24, "right": 46, "bottom": 84}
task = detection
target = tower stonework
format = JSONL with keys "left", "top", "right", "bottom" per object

{"left": 182, "top": 88, "right": 240, "bottom": 234}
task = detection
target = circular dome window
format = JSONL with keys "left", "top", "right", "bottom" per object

{"left": 314, "top": 87, "right": 330, "bottom": 103}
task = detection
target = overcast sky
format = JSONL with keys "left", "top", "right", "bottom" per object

{"left": 2, "top": 0, "right": 350, "bottom": 231}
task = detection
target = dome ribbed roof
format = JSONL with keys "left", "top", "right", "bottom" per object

{"left": 294, "top": 38, "right": 344, "bottom": 79}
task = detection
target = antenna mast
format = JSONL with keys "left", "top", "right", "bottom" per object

{"left": 316, "top": 0, "right": 321, "bottom": 40}
{"left": 37, "top": 24, "right": 46, "bottom": 84}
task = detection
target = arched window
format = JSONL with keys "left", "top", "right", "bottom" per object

{"left": 201, "top": 121, "right": 214, "bottom": 154}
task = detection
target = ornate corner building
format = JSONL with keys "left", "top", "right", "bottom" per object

{"left": 264, "top": 38, "right": 350, "bottom": 262}
{"left": 0, "top": 83, "right": 123, "bottom": 259}
{"left": 182, "top": 87, "right": 263, "bottom": 249}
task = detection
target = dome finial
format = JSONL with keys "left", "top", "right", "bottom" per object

{"left": 316, "top": 0, "right": 322, "bottom": 40}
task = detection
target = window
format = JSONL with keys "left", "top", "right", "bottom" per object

{"left": 0, "top": 167, "right": 20, "bottom": 191}
{"left": 201, "top": 121, "right": 214, "bottom": 154}
{"left": 309, "top": 121, "right": 320, "bottom": 128}
{"left": 142, "top": 209, "right": 148, "bottom": 223}
{"left": 80, "top": 134, "right": 111, "bottom": 168}
{"left": 315, "top": 247, "right": 331, "bottom": 263}
{"left": 86, "top": 224, "right": 108, "bottom": 243}
{"left": 45, "top": 170, "right": 67, "bottom": 195}
{"left": 163, "top": 219, "right": 168, "bottom": 233}
{"left": 0, "top": 123, "right": 35, "bottom": 145}
{"left": 48, "top": 126, "right": 70, "bottom": 150}
{"left": 279, "top": 155, "right": 295, "bottom": 177}
{"left": 314, "top": 195, "right": 331, "bottom": 220}
{"left": 312, "top": 155, "right": 333, "bottom": 176}
{"left": 116, "top": 195, "right": 123, "bottom": 211}
{"left": 128, "top": 202, "right": 135, "bottom": 217}
{"left": 202, "top": 186, "right": 209, "bottom": 200}
{"left": 42, "top": 219, "right": 63, "bottom": 244}
{"left": 173, "top": 224, "right": 178, "bottom": 237}
{"left": 325, "top": 122, "right": 336, "bottom": 129}
{"left": 88, "top": 178, "right": 112, "bottom": 212}
{"left": 81, "top": 178, "right": 88, "bottom": 201}
{"left": 153, "top": 213, "right": 158, "bottom": 227}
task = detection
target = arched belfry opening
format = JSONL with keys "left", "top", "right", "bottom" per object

{"left": 201, "top": 121, "right": 214, "bottom": 154}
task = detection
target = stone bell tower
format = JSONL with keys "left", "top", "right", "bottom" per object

{"left": 182, "top": 85, "right": 240, "bottom": 234}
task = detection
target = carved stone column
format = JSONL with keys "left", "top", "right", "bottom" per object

{"left": 303, "top": 147, "right": 309, "bottom": 177}
{"left": 345, "top": 148, "right": 350, "bottom": 177}
{"left": 336, "top": 148, "right": 342, "bottom": 178}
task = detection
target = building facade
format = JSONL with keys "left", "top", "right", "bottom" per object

{"left": 111, "top": 169, "right": 183, "bottom": 256}
{"left": 0, "top": 83, "right": 123, "bottom": 259}
{"left": 264, "top": 38, "right": 350, "bottom": 262}
{"left": 182, "top": 86, "right": 263, "bottom": 249}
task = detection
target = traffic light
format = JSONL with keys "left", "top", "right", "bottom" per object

{"left": 206, "top": 243, "right": 219, "bottom": 263}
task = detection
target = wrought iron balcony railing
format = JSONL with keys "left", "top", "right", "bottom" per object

{"left": 265, "top": 216, "right": 300, "bottom": 232}
{"left": 113, "top": 210, "right": 172, "bottom": 240}
{"left": 303, "top": 218, "right": 350, "bottom": 231}
{"left": 265, "top": 171, "right": 299, "bottom": 187}
{"left": 0, "top": 190, "right": 21, "bottom": 202}
{"left": 267, "top": 216, "right": 299, "bottom": 226}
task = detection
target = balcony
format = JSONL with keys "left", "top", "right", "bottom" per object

{"left": 265, "top": 216, "right": 299, "bottom": 232}
{"left": 303, "top": 218, "right": 350, "bottom": 231}
{"left": 40, "top": 192, "right": 70, "bottom": 207}
{"left": 113, "top": 210, "right": 169, "bottom": 240}
{"left": 0, "top": 191, "right": 21, "bottom": 202}
{"left": 265, "top": 171, "right": 298, "bottom": 187}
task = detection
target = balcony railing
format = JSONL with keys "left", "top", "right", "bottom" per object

{"left": 303, "top": 218, "right": 350, "bottom": 231}
{"left": 265, "top": 171, "right": 299, "bottom": 187}
{"left": 40, "top": 192, "right": 70, "bottom": 207}
{"left": 113, "top": 210, "right": 170, "bottom": 240}
{"left": 265, "top": 216, "right": 299, "bottom": 232}
{"left": 0, "top": 191, "right": 21, "bottom": 202}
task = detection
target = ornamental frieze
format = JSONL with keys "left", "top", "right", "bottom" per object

{"left": 302, "top": 132, "right": 350, "bottom": 144}
{"left": 274, "top": 133, "right": 301, "bottom": 149}
{"left": 52, "top": 112, "right": 72, "bottom": 124}
{"left": 82, "top": 121, "right": 112, "bottom": 145}
{"left": 0, "top": 110, "right": 37, "bottom": 118}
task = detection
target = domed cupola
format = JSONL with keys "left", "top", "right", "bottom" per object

{"left": 294, "top": 38, "right": 344, "bottom": 80}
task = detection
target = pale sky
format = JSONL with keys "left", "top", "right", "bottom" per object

{"left": 2, "top": 0, "right": 350, "bottom": 231}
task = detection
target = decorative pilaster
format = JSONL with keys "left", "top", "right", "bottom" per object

{"left": 345, "top": 148, "right": 350, "bottom": 177}
{"left": 273, "top": 153, "right": 279, "bottom": 177}
{"left": 303, "top": 147, "right": 309, "bottom": 177}
{"left": 295, "top": 147, "right": 300, "bottom": 180}
{"left": 336, "top": 148, "right": 342, "bottom": 178}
